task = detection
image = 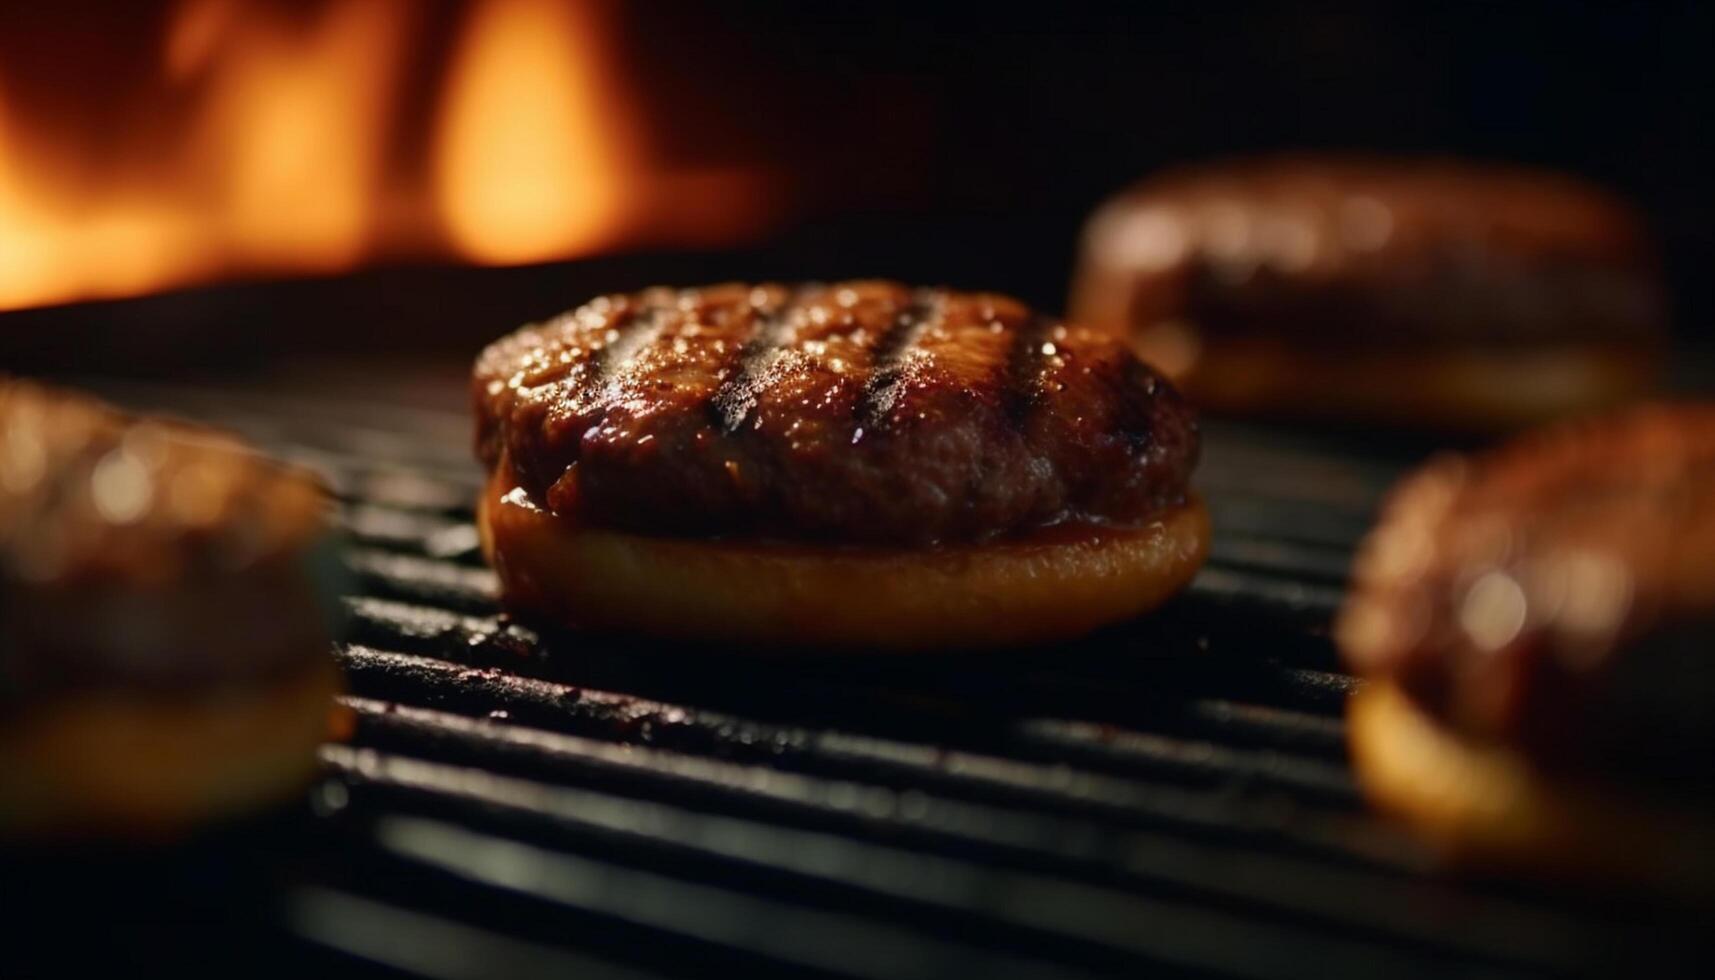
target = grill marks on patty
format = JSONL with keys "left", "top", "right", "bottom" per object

{"left": 712, "top": 285, "right": 811, "bottom": 434}
{"left": 858, "top": 289, "right": 945, "bottom": 431}
{"left": 474, "top": 281, "right": 1198, "bottom": 545}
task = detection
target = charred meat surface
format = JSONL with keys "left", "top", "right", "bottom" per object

{"left": 474, "top": 281, "right": 1198, "bottom": 546}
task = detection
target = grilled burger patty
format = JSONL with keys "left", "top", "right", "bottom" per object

{"left": 1073, "top": 154, "right": 1665, "bottom": 350}
{"left": 1068, "top": 156, "right": 1666, "bottom": 430}
{"left": 475, "top": 281, "right": 1198, "bottom": 545}
{"left": 1, "top": 379, "right": 342, "bottom": 834}
{"left": 1334, "top": 407, "right": 1715, "bottom": 884}
{"left": 1339, "top": 404, "right": 1715, "bottom": 780}
{"left": 1, "top": 379, "right": 339, "bottom": 706}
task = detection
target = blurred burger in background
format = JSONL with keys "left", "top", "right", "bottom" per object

{"left": 1070, "top": 155, "right": 1668, "bottom": 430}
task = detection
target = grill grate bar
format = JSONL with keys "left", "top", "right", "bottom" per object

{"left": 1182, "top": 567, "right": 1345, "bottom": 622}
{"left": 335, "top": 622, "right": 1356, "bottom": 800}
{"left": 334, "top": 645, "right": 1414, "bottom": 871}
{"left": 340, "top": 591, "right": 1353, "bottom": 715}
{"left": 1206, "top": 534, "right": 1353, "bottom": 584}
{"left": 364, "top": 815, "right": 1099, "bottom": 980}
{"left": 287, "top": 886, "right": 671, "bottom": 980}
{"left": 1011, "top": 719, "right": 1358, "bottom": 802}
{"left": 321, "top": 746, "right": 1510, "bottom": 980}
{"left": 338, "top": 507, "right": 486, "bottom": 560}
{"left": 1204, "top": 497, "right": 1372, "bottom": 549}
{"left": 345, "top": 548, "right": 500, "bottom": 613}
{"left": 334, "top": 696, "right": 1609, "bottom": 973}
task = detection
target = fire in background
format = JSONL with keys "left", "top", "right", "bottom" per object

{"left": 0, "top": 0, "right": 805, "bottom": 312}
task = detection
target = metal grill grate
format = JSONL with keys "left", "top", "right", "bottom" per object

{"left": 31, "top": 378, "right": 1711, "bottom": 979}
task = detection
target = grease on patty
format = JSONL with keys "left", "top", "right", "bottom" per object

{"left": 473, "top": 281, "right": 1206, "bottom": 649}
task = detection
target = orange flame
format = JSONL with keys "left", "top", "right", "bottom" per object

{"left": 0, "top": 76, "right": 205, "bottom": 310}
{"left": 434, "top": 0, "right": 634, "bottom": 264}
{"left": 0, "top": 0, "right": 407, "bottom": 310}
{"left": 0, "top": 0, "right": 776, "bottom": 314}
{"left": 190, "top": 0, "right": 407, "bottom": 269}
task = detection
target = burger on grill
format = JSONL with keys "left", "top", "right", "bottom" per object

{"left": 1069, "top": 155, "right": 1666, "bottom": 429}
{"left": 473, "top": 281, "right": 1207, "bottom": 650}
{"left": 0, "top": 380, "right": 343, "bottom": 837}
{"left": 1337, "top": 405, "right": 1715, "bottom": 887}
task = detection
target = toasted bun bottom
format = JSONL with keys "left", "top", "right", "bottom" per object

{"left": 1134, "top": 334, "right": 1658, "bottom": 430}
{"left": 1349, "top": 681, "right": 1714, "bottom": 891}
{"left": 0, "top": 659, "right": 340, "bottom": 839}
{"left": 479, "top": 473, "right": 1210, "bottom": 651}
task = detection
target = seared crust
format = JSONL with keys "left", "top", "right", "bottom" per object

{"left": 1338, "top": 405, "right": 1715, "bottom": 773}
{"left": 474, "top": 282, "right": 1198, "bottom": 545}
{"left": 1073, "top": 154, "right": 1665, "bottom": 351}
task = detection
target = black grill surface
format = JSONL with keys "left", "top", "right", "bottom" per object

{"left": 8, "top": 376, "right": 1709, "bottom": 979}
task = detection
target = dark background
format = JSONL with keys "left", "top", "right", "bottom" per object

{"left": 652, "top": 0, "right": 1712, "bottom": 329}
{"left": 2, "top": 0, "right": 1711, "bottom": 369}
